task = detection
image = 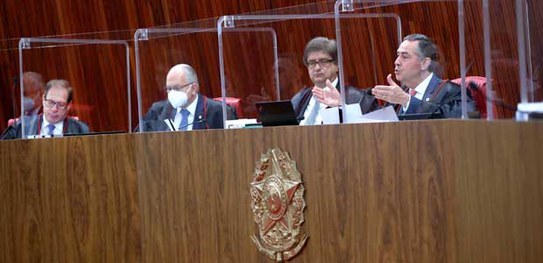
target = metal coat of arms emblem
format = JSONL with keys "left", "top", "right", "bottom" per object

{"left": 250, "top": 148, "right": 308, "bottom": 262}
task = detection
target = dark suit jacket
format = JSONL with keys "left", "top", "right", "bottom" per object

{"left": 403, "top": 75, "right": 476, "bottom": 118}
{"left": 140, "top": 94, "right": 233, "bottom": 132}
{"left": 1, "top": 115, "right": 90, "bottom": 140}
{"left": 291, "top": 83, "right": 378, "bottom": 121}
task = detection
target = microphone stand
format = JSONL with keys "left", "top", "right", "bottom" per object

{"left": 11, "top": 77, "right": 18, "bottom": 119}
{"left": 168, "top": 118, "right": 207, "bottom": 131}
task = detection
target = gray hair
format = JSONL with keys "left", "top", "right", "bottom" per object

{"left": 45, "top": 79, "right": 73, "bottom": 103}
{"left": 303, "top": 37, "right": 337, "bottom": 65}
{"left": 403, "top": 34, "right": 440, "bottom": 73}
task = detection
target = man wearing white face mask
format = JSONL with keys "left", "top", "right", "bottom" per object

{"left": 140, "top": 64, "right": 234, "bottom": 132}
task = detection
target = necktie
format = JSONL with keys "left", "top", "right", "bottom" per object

{"left": 304, "top": 100, "right": 320, "bottom": 125}
{"left": 409, "top": 89, "right": 417, "bottom": 96}
{"left": 178, "top": 109, "right": 190, "bottom": 131}
{"left": 47, "top": 124, "right": 56, "bottom": 135}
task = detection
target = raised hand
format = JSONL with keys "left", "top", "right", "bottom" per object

{"left": 312, "top": 79, "right": 341, "bottom": 107}
{"left": 372, "top": 74, "right": 410, "bottom": 106}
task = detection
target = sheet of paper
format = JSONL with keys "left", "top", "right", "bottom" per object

{"left": 321, "top": 107, "right": 340, "bottom": 124}
{"left": 344, "top": 103, "right": 363, "bottom": 123}
{"left": 347, "top": 105, "right": 399, "bottom": 123}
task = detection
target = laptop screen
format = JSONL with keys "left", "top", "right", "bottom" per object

{"left": 256, "top": 100, "right": 299, "bottom": 127}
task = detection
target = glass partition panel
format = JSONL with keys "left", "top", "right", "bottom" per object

{"left": 516, "top": 0, "right": 543, "bottom": 120}
{"left": 336, "top": 0, "right": 473, "bottom": 120}
{"left": 464, "top": 0, "right": 522, "bottom": 119}
{"left": 16, "top": 38, "right": 130, "bottom": 139}
{"left": 134, "top": 19, "right": 251, "bottom": 132}
{"left": 217, "top": 1, "right": 406, "bottom": 125}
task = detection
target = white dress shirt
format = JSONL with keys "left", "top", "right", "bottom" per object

{"left": 403, "top": 73, "right": 434, "bottom": 112}
{"left": 300, "top": 77, "right": 339, "bottom": 125}
{"left": 40, "top": 118, "right": 64, "bottom": 136}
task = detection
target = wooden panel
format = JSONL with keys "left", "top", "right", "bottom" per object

{"left": 1, "top": 113, "right": 542, "bottom": 261}
{"left": 0, "top": 135, "right": 141, "bottom": 262}
{"left": 132, "top": 121, "right": 543, "bottom": 262}
{"left": 453, "top": 121, "right": 543, "bottom": 262}
{"left": 1, "top": 0, "right": 539, "bottom": 132}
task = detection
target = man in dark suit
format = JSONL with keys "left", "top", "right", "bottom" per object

{"left": 372, "top": 34, "right": 475, "bottom": 118}
{"left": 140, "top": 64, "right": 231, "bottom": 132}
{"left": 291, "top": 37, "right": 378, "bottom": 125}
{"left": 1, "top": 79, "right": 89, "bottom": 139}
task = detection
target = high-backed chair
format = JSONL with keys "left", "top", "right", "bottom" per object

{"left": 7, "top": 118, "right": 17, "bottom": 126}
{"left": 451, "top": 76, "right": 495, "bottom": 118}
{"left": 213, "top": 97, "right": 243, "bottom": 118}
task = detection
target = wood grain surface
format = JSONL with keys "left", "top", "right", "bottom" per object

{"left": 2, "top": 121, "right": 541, "bottom": 262}
{"left": 0, "top": 134, "right": 141, "bottom": 262}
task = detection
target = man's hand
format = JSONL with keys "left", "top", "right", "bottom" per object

{"left": 372, "top": 74, "right": 410, "bottom": 106}
{"left": 313, "top": 79, "right": 341, "bottom": 107}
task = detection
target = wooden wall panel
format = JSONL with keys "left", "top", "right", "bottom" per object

{"left": 0, "top": 135, "right": 141, "bottom": 262}
{"left": 132, "top": 121, "right": 543, "bottom": 262}
{"left": 1, "top": 121, "right": 542, "bottom": 262}
{"left": 1, "top": 0, "right": 539, "bottom": 131}
{"left": 452, "top": 122, "right": 543, "bottom": 262}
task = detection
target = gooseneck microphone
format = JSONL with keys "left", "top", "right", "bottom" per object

{"left": 11, "top": 76, "right": 19, "bottom": 118}
{"left": 1, "top": 125, "right": 16, "bottom": 140}
{"left": 166, "top": 118, "right": 207, "bottom": 131}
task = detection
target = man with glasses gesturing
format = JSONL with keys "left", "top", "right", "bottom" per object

{"left": 1, "top": 79, "right": 89, "bottom": 139}
{"left": 291, "top": 37, "right": 378, "bottom": 125}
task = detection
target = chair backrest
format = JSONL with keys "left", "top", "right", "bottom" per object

{"left": 213, "top": 97, "right": 243, "bottom": 118}
{"left": 451, "top": 76, "right": 493, "bottom": 118}
{"left": 7, "top": 118, "right": 16, "bottom": 126}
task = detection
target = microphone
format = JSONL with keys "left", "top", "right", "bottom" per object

{"left": 134, "top": 108, "right": 159, "bottom": 132}
{"left": 1, "top": 125, "right": 17, "bottom": 140}
{"left": 467, "top": 82, "right": 517, "bottom": 112}
{"left": 168, "top": 118, "right": 207, "bottom": 131}
{"left": 11, "top": 76, "right": 19, "bottom": 118}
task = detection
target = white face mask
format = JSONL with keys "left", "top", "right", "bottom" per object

{"left": 23, "top": 96, "right": 35, "bottom": 112}
{"left": 168, "top": 90, "right": 188, "bottom": 108}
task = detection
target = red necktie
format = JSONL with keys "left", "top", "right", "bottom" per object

{"left": 409, "top": 89, "right": 417, "bottom": 96}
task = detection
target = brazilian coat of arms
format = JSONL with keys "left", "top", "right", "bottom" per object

{"left": 250, "top": 148, "right": 308, "bottom": 262}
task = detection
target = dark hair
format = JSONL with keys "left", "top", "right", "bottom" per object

{"left": 303, "top": 37, "right": 337, "bottom": 65}
{"left": 45, "top": 79, "right": 73, "bottom": 103}
{"left": 403, "top": 34, "right": 440, "bottom": 73}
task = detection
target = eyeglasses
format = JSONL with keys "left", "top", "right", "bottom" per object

{"left": 43, "top": 98, "right": 68, "bottom": 110}
{"left": 165, "top": 82, "right": 194, "bottom": 92}
{"left": 306, "top": 59, "right": 334, "bottom": 69}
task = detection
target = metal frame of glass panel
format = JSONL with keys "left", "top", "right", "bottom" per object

{"left": 218, "top": 11, "right": 402, "bottom": 123}
{"left": 514, "top": 0, "right": 542, "bottom": 120}
{"left": 134, "top": 26, "right": 279, "bottom": 132}
{"left": 335, "top": 0, "right": 467, "bottom": 119}
{"left": 18, "top": 37, "right": 131, "bottom": 137}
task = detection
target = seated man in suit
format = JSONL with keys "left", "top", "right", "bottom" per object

{"left": 372, "top": 34, "right": 475, "bottom": 118}
{"left": 291, "top": 37, "right": 378, "bottom": 125}
{"left": 140, "top": 64, "right": 232, "bottom": 131}
{"left": 1, "top": 79, "right": 89, "bottom": 139}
